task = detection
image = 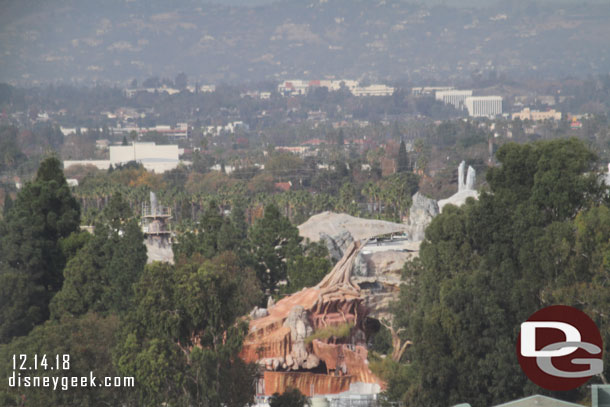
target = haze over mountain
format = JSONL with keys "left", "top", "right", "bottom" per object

{"left": 1, "top": 0, "right": 609, "bottom": 85}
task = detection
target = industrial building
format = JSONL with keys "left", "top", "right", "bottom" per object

{"left": 64, "top": 142, "right": 185, "bottom": 173}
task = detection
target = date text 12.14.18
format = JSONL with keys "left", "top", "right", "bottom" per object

{"left": 12, "top": 354, "right": 70, "bottom": 371}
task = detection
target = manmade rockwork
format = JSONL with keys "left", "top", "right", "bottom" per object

{"left": 240, "top": 241, "right": 384, "bottom": 397}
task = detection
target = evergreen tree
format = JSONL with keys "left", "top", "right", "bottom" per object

{"left": 248, "top": 204, "right": 303, "bottom": 295}
{"left": 50, "top": 195, "right": 146, "bottom": 318}
{"left": 229, "top": 198, "right": 249, "bottom": 239}
{"left": 2, "top": 193, "right": 13, "bottom": 218}
{"left": 173, "top": 200, "right": 226, "bottom": 260}
{"left": 285, "top": 241, "right": 332, "bottom": 294}
{"left": 397, "top": 139, "right": 410, "bottom": 173}
{"left": 270, "top": 388, "right": 310, "bottom": 407}
{"left": 199, "top": 200, "right": 223, "bottom": 258}
{"left": 0, "top": 156, "right": 80, "bottom": 342}
{"left": 337, "top": 182, "right": 359, "bottom": 215}
{"left": 337, "top": 128, "right": 345, "bottom": 146}
{"left": 217, "top": 218, "right": 239, "bottom": 252}
{"left": 101, "top": 192, "right": 132, "bottom": 230}
{"left": 0, "top": 125, "right": 25, "bottom": 172}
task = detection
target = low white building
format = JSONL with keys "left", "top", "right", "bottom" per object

{"left": 60, "top": 127, "right": 102, "bottom": 136}
{"left": 411, "top": 86, "right": 454, "bottom": 96}
{"left": 204, "top": 121, "right": 249, "bottom": 136}
{"left": 63, "top": 160, "right": 112, "bottom": 170}
{"left": 278, "top": 80, "right": 310, "bottom": 95}
{"left": 352, "top": 84, "right": 395, "bottom": 97}
{"left": 316, "top": 79, "right": 359, "bottom": 92}
{"left": 64, "top": 142, "right": 184, "bottom": 173}
{"left": 125, "top": 85, "right": 182, "bottom": 98}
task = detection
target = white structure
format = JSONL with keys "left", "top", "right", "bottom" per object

{"left": 465, "top": 96, "right": 503, "bottom": 117}
{"left": 110, "top": 143, "right": 180, "bottom": 172}
{"left": 278, "top": 79, "right": 393, "bottom": 96}
{"left": 352, "top": 84, "right": 395, "bottom": 97}
{"left": 435, "top": 90, "right": 473, "bottom": 109}
{"left": 63, "top": 160, "right": 112, "bottom": 170}
{"left": 60, "top": 127, "right": 102, "bottom": 136}
{"left": 210, "top": 164, "right": 235, "bottom": 174}
{"left": 64, "top": 142, "right": 183, "bottom": 173}
{"left": 204, "top": 121, "right": 249, "bottom": 136}
{"left": 125, "top": 86, "right": 181, "bottom": 98}
{"left": 278, "top": 80, "right": 310, "bottom": 95}
{"left": 192, "top": 85, "right": 215, "bottom": 93}
{"left": 411, "top": 86, "right": 454, "bottom": 95}
{"left": 457, "top": 161, "right": 476, "bottom": 192}
{"left": 439, "top": 160, "right": 479, "bottom": 211}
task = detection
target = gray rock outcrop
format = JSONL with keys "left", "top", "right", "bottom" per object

{"left": 283, "top": 305, "right": 317, "bottom": 369}
{"left": 458, "top": 161, "right": 476, "bottom": 192}
{"left": 299, "top": 212, "right": 408, "bottom": 247}
{"left": 319, "top": 230, "right": 354, "bottom": 261}
{"left": 405, "top": 192, "right": 440, "bottom": 242}
{"left": 458, "top": 160, "right": 466, "bottom": 192}
{"left": 466, "top": 165, "right": 476, "bottom": 190}
{"left": 250, "top": 306, "right": 269, "bottom": 320}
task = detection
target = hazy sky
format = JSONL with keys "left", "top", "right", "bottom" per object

{"left": 205, "top": 0, "right": 605, "bottom": 6}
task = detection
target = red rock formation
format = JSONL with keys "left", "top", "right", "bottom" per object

{"left": 263, "top": 371, "right": 354, "bottom": 396}
{"left": 240, "top": 241, "right": 385, "bottom": 396}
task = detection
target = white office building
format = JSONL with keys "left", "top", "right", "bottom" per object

{"left": 465, "top": 96, "right": 503, "bottom": 117}
{"left": 435, "top": 90, "right": 473, "bottom": 109}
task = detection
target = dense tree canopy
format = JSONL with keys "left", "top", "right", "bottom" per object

{"left": 0, "top": 313, "right": 122, "bottom": 407}
{"left": 50, "top": 219, "right": 147, "bottom": 318}
{"left": 284, "top": 241, "right": 332, "bottom": 294}
{"left": 114, "top": 253, "right": 261, "bottom": 406}
{"left": 0, "top": 156, "right": 80, "bottom": 342}
{"left": 384, "top": 139, "right": 608, "bottom": 407}
{"left": 269, "top": 388, "right": 310, "bottom": 407}
{"left": 248, "top": 204, "right": 303, "bottom": 295}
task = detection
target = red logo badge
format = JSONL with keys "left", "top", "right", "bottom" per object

{"left": 517, "top": 305, "right": 603, "bottom": 391}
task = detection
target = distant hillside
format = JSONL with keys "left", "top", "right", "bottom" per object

{"left": 1, "top": 0, "right": 609, "bottom": 85}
